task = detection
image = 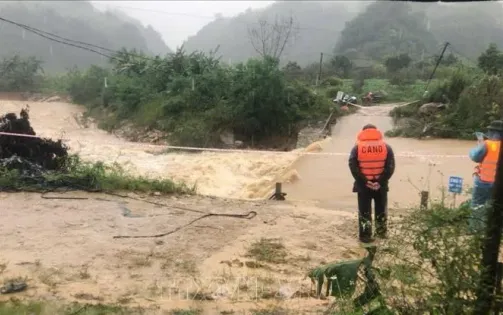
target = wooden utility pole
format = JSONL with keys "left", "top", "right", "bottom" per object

{"left": 317, "top": 52, "right": 324, "bottom": 86}
{"left": 425, "top": 42, "right": 449, "bottom": 92}
{"left": 420, "top": 191, "right": 429, "bottom": 210}
{"left": 474, "top": 138, "right": 503, "bottom": 314}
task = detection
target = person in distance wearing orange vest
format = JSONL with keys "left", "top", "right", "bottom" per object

{"left": 348, "top": 124, "right": 395, "bottom": 243}
{"left": 468, "top": 120, "right": 503, "bottom": 232}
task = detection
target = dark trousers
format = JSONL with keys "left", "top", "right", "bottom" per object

{"left": 357, "top": 189, "right": 388, "bottom": 240}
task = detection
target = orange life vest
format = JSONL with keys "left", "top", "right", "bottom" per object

{"left": 357, "top": 128, "right": 388, "bottom": 181}
{"left": 477, "top": 139, "right": 501, "bottom": 183}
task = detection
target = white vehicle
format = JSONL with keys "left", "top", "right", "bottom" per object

{"left": 333, "top": 91, "right": 357, "bottom": 105}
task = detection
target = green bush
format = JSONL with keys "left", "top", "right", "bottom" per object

{"left": 109, "top": 74, "right": 151, "bottom": 117}
{"left": 322, "top": 76, "right": 343, "bottom": 87}
{"left": 320, "top": 201, "right": 486, "bottom": 314}
{"left": 66, "top": 66, "right": 109, "bottom": 106}
{"left": 374, "top": 202, "right": 483, "bottom": 314}
{"left": 438, "top": 74, "right": 503, "bottom": 138}
{"left": 426, "top": 68, "right": 473, "bottom": 104}
{"left": 0, "top": 155, "right": 192, "bottom": 195}
{"left": 388, "top": 68, "right": 420, "bottom": 86}
{"left": 40, "top": 74, "right": 71, "bottom": 94}
{"left": 325, "top": 87, "right": 341, "bottom": 99}
{"left": 389, "top": 102, "right": 422, "bottom": 121}
{"left": 352, "top": 77, "right": 365, "bottom": 94}
{"left": 0, "top": 55, "right": 44, "bottom": 92}
{"left": 387, "top": 44, "right": 502, "bottom": 139}
{"left": 57, "top": 50, "right": 331, "bottom": 148}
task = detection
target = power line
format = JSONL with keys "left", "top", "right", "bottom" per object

{"left": 17, "top": 23, "right": 118, "bottom": 54}
{"left": 0, "top": 16, "right": 156, "bottom": 62}
{"left": 0, "top": 16, "right": 115, "bottom": 59}
{"left": 0, "top": 15, "right": 472, "bottom": 71}
{"left": 6, "top": 23, "right": 115, "bottom": 59}
{"left": 107, "top": 4, "right": 341, "bottom": 33}
{"left": 0, "top": 15, "right": 333, "bottom": 65}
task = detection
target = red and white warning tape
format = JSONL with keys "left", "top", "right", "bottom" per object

{"left": 0, "top": 131, "right": 468, "bottom": 159}
{"left": 0, "top": 131, "right": 49, "bottom": 139}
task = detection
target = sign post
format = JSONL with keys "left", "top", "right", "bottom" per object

{"left": 448, "top": 176, "right": 463, "bottom": 207}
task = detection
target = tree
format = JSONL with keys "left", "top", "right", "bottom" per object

{"left": 247, "top": 15, "right": 298, "bottom": 60}
{"left": 478, "top": 43, "right": 503, "bottom": 75}
{"left": 384, "top": 53, "right": 412, "bottom": 74}
{"left": 0, "top": 54, "right": 44, "bottom": 92}
{"left": 441, "top": 53, "right": 459, "bottom": 66}
{"left": 282, "top": 61, "right": 302, "bottom": 80}
{"left": 352, "top": 70, "right": 366, "bottom": 94}
{"left": 330, "top": 55, "right": 352, "bottom": 78}
{"left": 335, "top": 2, "right": 438, "bottom": 62}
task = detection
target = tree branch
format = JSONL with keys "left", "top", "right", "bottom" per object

{"left": 247, "top": 15, "right": 298, "bottom": 60}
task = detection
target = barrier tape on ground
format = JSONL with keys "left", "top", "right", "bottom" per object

{"left": 0, "top": 131, "right": 47, "bottom": 139}
{"left": 0, "top": 131, "right": 468, "bottom": 158}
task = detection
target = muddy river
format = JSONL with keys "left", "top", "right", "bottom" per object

{"left": 2, "top": 100, "right": 476, "bottom": 208}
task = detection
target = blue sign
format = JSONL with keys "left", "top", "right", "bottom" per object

{"left": 448, "top": 176, "right": 463, "bottom": 194}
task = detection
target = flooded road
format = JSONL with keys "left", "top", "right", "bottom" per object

{"left": 283, "top": 104, "right": 476, "bottom": 209}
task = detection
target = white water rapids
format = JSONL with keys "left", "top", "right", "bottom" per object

{"left": 1, "top": 100, "right": 476, "bottom": 207}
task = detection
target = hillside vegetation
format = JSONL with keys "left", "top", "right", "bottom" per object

{"left": 184, "top": 1, "right": 503, "bottom": 67}
{"left": 335, "top": 1, "right": 439, "bottom": 63}
{"left": 336, "top": 1, "right": 503, "bottom": 63}
{"left": 17, "top": 48, "right": 334, "bottom": 150}
{"left": 387, "top": 43, "right": 503, "bottom": 140}
{"left": 0, "top": 1, "right": 171, "bottom": 73}
{"left": 183, "top": 1, "right": 366, "bottom": 66}
{"left": 419, "top": 2, "right": 503, "bottom": 60}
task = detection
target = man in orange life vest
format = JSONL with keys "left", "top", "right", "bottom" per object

{"left": 349, "top": 124, "right": 395, "bottom": 243}
{"left": 468, "top": 120, "right": 503, "bottom": 231}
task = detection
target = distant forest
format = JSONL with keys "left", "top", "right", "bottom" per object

{"left": 183, "top": 1, "right": 503, "bottom": 66}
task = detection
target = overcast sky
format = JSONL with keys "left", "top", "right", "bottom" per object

{"left": 91, "top": 1, "right": 274, "bottom": 49}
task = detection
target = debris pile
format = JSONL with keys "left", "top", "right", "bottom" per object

{"left": 0, "top": 107, "right": 68, "bottom": 173}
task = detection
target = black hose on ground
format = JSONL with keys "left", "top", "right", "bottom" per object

{"left": 39, "top": 187, "right": 258, "bottom": 239}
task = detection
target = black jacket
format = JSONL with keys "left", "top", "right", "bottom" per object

{"left": 348, "top": 143, "right": 395, "bottom": 193}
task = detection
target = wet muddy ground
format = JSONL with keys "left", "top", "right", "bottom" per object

{"left": 0, "top": 100, "right": 478, "bottom": 313}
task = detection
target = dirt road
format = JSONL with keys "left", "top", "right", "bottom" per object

{"left": 0, "top": 192, "right": 362, "bottom": 313}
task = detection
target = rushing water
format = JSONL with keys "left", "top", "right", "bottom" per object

{"left": 282, "top": 104, "right": 475, "bottom": 209}
{"left": 2, "top": 100, "right": 477, "bottom": 206}
{"left": 2, "top": 100, "right": 299, "bottom": 198}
